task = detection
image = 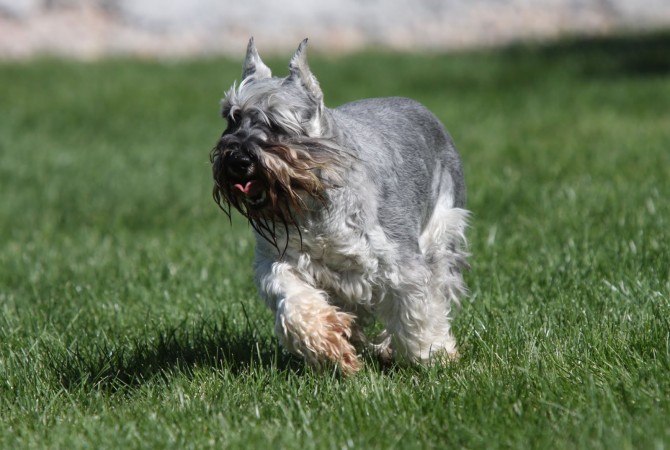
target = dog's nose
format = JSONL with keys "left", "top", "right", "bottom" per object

{"left": 225, "top": 152, "right": 253, "bottom": 176}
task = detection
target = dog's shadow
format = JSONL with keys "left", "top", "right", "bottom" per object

{"left": 53, "top": 312, "right": 306, "bottom": 391}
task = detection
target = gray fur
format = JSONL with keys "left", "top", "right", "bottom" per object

{"left": 211, "top": 38, "right": 470, "bottom": 371}
{"left": 329, "top": 97, "right": 466, "bottom": 247}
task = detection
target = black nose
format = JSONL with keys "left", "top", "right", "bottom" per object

{"left": 225, "top": 152, "right": 252, "bottom": 176}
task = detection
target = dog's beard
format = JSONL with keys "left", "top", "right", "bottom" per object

{"left": 211, "top": 139, "right": 341, "bottom": 254}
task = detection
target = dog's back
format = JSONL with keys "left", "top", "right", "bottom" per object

{"left": 331, "top": 97, "right": 466, "bottom": 243}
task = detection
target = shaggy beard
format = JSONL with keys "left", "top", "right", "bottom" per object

{"left": 211, "top": 139, "right": 346, "bottom": 255}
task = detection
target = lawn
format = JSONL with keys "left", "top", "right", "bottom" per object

{"left": 1, "top": 33, "right": 669, "bottom": 449}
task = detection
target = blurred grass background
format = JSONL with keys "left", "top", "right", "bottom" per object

{"left": 1, "top": 32, "right": 669, "bottom": 449}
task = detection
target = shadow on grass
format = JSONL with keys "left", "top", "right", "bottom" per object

{"left": 504, "top": 30, "right": 670, "bottom": 79}
{"left": 50, "top": 313, "right": 305, "bottom": 391}
{"left": 50, "top": 313, "right": 407, "bottom": 391}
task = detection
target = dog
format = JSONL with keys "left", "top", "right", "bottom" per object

{"left": 211, "top": 38, "right": 469, "bottom": 374}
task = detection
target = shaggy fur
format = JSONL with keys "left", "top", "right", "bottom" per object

{"left": 211, "top": 38, "right": 469, "bottom": 374}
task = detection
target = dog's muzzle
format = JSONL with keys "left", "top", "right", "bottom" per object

{"left": 223, "top": 151, "right": 268, "bottom": 207}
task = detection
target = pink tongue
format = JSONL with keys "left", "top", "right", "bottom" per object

{"left": 233, "top": 181, "right": 254, "bottom": 195}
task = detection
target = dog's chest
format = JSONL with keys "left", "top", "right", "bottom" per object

{"left": 291, "top": 217, "right": 379, "bottom": 308}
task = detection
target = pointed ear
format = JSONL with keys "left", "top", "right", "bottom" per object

{"left": 287, "top": 38, "right": 322, "bottom": 101}
{"left": 242, "top": 37, "right": 271, "bottom": 81}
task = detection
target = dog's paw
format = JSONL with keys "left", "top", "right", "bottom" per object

{"left": 317, "top": 309, "right": 362, "bottom": 375}
{"left": 277, "top": 302, "right": 362, "bottom": 375}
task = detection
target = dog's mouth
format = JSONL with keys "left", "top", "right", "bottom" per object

{"left": 233, "top": 178, "right": 268, "bottom": 208}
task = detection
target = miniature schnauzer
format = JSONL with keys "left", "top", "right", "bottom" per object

{"left": 211, "top": 38, "right": 469, "bottom": 374}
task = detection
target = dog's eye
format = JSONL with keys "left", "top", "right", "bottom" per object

{"left": 229, "top": 110, "right": 242, "bottom": 124}
{"left": 268, "top": 121, "right": 283, "bottom": 135}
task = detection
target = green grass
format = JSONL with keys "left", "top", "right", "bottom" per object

{"left": 1, "top": 32, "right": 669, "bottom": 449}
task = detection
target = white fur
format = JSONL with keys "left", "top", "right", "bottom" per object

{"left": 253, "top": 188, "right": 469, "bottom": 368}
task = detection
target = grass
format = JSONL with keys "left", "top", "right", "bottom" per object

{"left": 1, "top": 32, "right": 669, "bottom": 449}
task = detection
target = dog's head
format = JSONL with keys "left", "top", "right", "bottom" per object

{"left": 211, "top": 38, "right": 343, "bottom": 250}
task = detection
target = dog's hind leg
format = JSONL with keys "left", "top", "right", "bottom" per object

{"left": 417, "top": 204, "right": 469, "bottom": 362}
{"left": 376, "top": 259, "right": 460, "bottom": 364}
{"left": 376, "top": 205, "right": 469, "bottom": 364}
{"left": 254, "top": 259, "right": 362, "bottom": 374}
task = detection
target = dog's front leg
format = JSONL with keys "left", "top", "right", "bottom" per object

{"left": 254, "top": 258, "right": 361, "bottom": 374}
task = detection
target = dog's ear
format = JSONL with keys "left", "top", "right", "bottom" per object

{"left": 287, "top": 38, "right": 323, "bottom": 102}
{"left": 242, "top": 37, "right": 272, "bottom": 81}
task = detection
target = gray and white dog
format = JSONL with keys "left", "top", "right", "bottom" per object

{"left": 211, "top": 38, "right": 469, "bottom": 374}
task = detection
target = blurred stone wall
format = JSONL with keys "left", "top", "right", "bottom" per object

{"left": 1, "top": 0, "right": 669, "bottom": 58}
